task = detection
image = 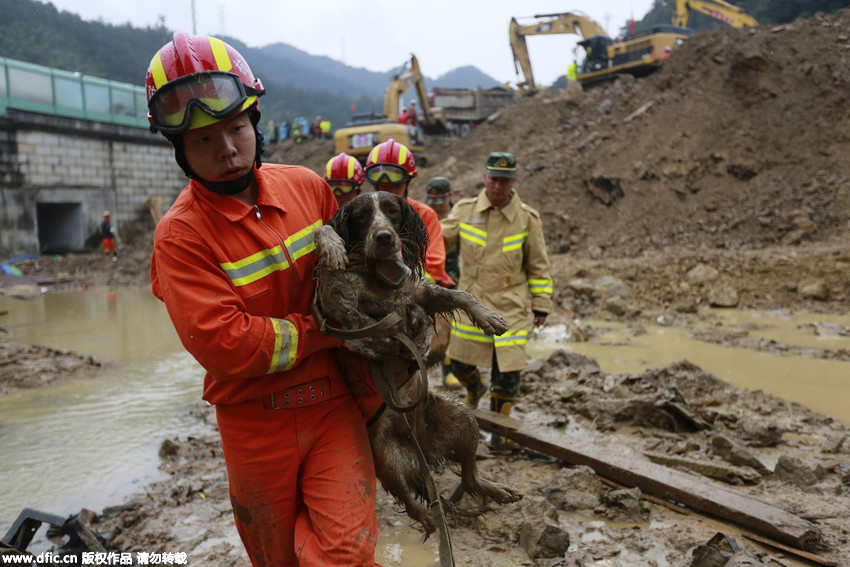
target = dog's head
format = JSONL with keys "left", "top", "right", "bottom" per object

{"left": 329, "top": 191, "right": 429, "bottom": 271}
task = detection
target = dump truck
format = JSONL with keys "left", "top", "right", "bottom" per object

{"left": 334, "top": 55, "right": 447, "bottom": 162}
{"left": 429, "top": 86, "right": 516, "bottom": 137}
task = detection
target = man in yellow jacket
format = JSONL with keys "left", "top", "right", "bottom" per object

{"left": 441, "top": 152, "right": 553, "bottom": 443}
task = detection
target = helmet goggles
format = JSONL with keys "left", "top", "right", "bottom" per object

{"left": 364, "top": 163, "right": 410, "bottom": 185}
{"left": 328, "top": 181, "right": 360, "bottom": 196}
{"left": 148, "top": 71, "right": 265, "bottom": 134}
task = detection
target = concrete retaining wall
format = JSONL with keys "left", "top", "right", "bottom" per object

{"left": 0, "top": 109, "right": 186, "bottom": 256}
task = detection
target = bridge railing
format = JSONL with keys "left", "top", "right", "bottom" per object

{"left": 0, "top": 56, "right": 149, "bottom": 129}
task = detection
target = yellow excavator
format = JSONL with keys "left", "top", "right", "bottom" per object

{"left": 510, "top": 0, "right": 757, "bottom": 88}
{"left": 333, "top": 55, "right": 448, "bottom": 162}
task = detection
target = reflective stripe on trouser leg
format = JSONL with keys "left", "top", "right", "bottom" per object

{"left": 216, "top": 395, "right": 379, "bottom": 567}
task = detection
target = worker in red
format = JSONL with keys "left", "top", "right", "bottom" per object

{"left": 146, "top": 32, "right": 380, "bottom": 566}
{"left": 323, "top": 152, "right": 364, "bottom": 208}
{"left": 364, "top": 138, "right": 452, "bottom": 287}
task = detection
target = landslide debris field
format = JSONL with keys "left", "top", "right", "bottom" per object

{"left": 2, "top": 8, "right": 850, "bottom": 567}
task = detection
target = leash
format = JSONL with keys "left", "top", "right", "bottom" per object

{"left": 405, "top": 408, "right": 457, "bottom": 567}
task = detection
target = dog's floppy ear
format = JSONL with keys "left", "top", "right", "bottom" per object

{"left": 397, "top": 197, "right": 429, "bottom": 271}
{"left": 328, "top": 201, "right": 352, "bottom": 249}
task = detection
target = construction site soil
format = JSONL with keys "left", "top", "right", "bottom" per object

{"left": 2, "top": 8, "right": 850, "bottom": 566}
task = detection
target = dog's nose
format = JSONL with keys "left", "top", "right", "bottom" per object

{"left": 375, "top": 230, "right": 394, "bottom": 246}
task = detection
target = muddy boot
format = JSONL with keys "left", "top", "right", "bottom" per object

{"left": 455, "top": 366, "right": 486, "bottom": 409}
{"left": 442, "top": 356, "right": 462, "bottom": 390}
{"left": 488, "top": 395, "right": 520, "bottom": 451}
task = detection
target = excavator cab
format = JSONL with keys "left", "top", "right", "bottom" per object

{"left": 578, "top": 36, "right": 613, "bottom": 74}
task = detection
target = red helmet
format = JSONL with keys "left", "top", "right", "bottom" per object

{"left": 324, "top": 153, "right": 364, "bottom": 185}
{"left": 145, "top": 32, "right": 265, "bottom": 134}
{"left": 364, "top": 138, "right": 417, "bottom": 184}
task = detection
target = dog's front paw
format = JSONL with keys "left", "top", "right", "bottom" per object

{"left": 472, "top": 308, "right": 508, "bottom": 336}
{"left": 315, "top": 225, "right": 347, "bottom": 270}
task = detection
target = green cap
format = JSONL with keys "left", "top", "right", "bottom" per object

{"left": 425, "top": 177, "right": 452, "bottom": 204}
{"left": 485, "top": 152, "right": 517, "bottom": 178}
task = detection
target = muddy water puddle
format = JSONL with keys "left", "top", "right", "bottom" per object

{"left": 1, "top": 289, "right": 849, "bottom": 561}
{"left": 529, "top": 309, "right": 850, "bottom": 424}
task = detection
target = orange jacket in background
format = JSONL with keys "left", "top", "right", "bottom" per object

{"left": 407, "top": 197, "right": 452, "bottom": 286}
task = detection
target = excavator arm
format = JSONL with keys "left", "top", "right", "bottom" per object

{"left": 509, "top": 12, "right": 608, "bottom": 89}
{"left": 383, "top": 55, "right": 448, "bottom": 134}
{"left": 672, "top": 0, "right": 758, "bottom": 28}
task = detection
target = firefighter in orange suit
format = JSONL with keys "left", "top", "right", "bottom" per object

{"left": 441, "top": 152, "right": 553, "bottom": 445}
{"left": 146, "top": 32, "right": 380, "bottom": 566}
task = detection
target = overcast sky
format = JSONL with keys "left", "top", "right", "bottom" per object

{"left": 47, "top": 0, "right": 655, "bottom": 87}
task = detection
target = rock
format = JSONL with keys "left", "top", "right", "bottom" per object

{"left": 686, "top": 263, "right": 720, "bottom": 286}
{"left": 604, "top": 296, "right": 628, "bottom": 315}
{"left": 773, "top": 454, "right": 825, "bottom": 488}
{"left": 545, "top": 349, "right": 600, "bottom": 371}
{"left": 710, "top": 434, "right": 771, "bottom": 475}
{"left": 518, "top": 517, "right": 570, "bottom": 560}
{"left": 736, "top": 419, "right": 783, "bottom": 447}
{"left": 799, "top": 279, "right": 829, "bottom": 300}
{"left": 781, "top": 229, "right": 809, "bottom": 245}
{"left": 707, "top": 285, "right": 740, "bottom": 307}
{"left": 568, "top": 278, "right": 596, "bottom": 295}
{"left": 599, "top": 487, "right": 647, "bottom": 522}
{"left": 594, "top": 275, "right": 630, "bottom": 300}
{"left": 540, "top": 466, "right": 605, "bottom": 511}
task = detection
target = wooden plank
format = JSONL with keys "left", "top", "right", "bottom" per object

{"left": 472, "top": 410, "right": 820, "bottom": 551}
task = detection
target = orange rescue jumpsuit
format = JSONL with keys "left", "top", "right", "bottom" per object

{"left": 407, "top": 197, "right": 452, "bottom": 286}
{"left": 151, "top": 164, "right": 381, "bottom": 567}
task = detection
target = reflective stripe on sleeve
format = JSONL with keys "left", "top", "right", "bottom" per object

{"left": 268, "top": 317, "right": 298, "bottom": 373}
{"left": 528, "top": 278, "right": 554, "bottom": 294}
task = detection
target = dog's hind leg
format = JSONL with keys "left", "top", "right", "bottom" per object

{"left": 370, "top": 419, "right": 437, "bottom": 537}
{"left": 426, "top": 395, "right": 524, "bottom": 506}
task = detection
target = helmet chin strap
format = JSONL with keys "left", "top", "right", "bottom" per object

{"left": 165, "top": 105, "right": 265, "bottom": 196}
{"left": 199, "top": 168, "right": 256, "bottom": 195}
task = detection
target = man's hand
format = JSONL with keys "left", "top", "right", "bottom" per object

{"left": 532, "top": 311, "right": 547, "bottom": 328}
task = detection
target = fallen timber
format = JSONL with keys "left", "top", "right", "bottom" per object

{"left": 472, "top": 410, "right": 820, "bottom": 552}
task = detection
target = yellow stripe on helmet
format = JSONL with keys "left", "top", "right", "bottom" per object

{"left": 208, "top": 36, "right": 233, "bottom": 73}
{"left": 347, "top": 156, "right": 356, "bottom": 179}
{"left": 397, "top": 145, "right": 408, "bottom": 165}
{"left": 149, "top": 52, "right": 168, "bottom": 89}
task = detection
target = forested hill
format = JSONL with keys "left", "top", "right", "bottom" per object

{"left": 0, "top": 0, "right": 501, "bottom": 129}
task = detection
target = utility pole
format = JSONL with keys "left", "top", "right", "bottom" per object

{"left": 191, "top": 0, "right": 197, "bottom": 34}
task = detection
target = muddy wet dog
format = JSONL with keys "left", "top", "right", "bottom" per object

{"left": 313, "top": 191, "right": 523, "bottom": 536}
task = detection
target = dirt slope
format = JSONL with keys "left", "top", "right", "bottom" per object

{"left": 267, "top": 8, "right": 850, "bottom": 320}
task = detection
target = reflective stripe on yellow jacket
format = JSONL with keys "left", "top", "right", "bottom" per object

{"left": 441, "top": 188, "right": 552, "bottom": 372}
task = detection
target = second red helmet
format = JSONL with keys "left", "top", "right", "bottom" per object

{"left": 364, "top": 138, "right": 417, "bottom": 184}
{"left": 324, "top": 153, "right": 364, "bottom": 185}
